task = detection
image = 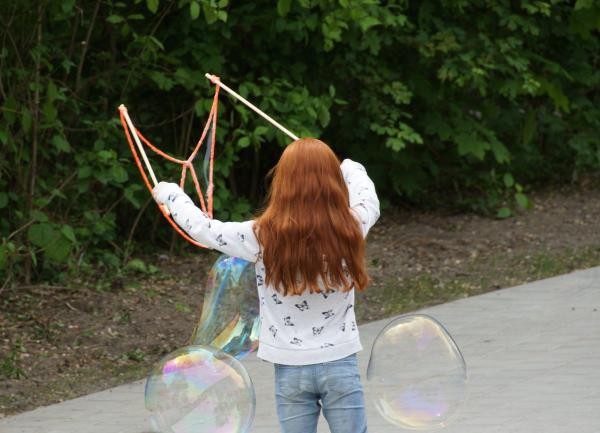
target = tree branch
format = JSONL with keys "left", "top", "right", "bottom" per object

{"left": 119, "top": 1, "right": 175, "bottom": 99}
{"left": 75, "top": 0, "right": 101, "bottom": 93}
{"left": 8, "top": 171, "right": 77, "bottom": 242}
{"left": 24, "top": 2, "right": 43, "bottom": 284}
{"left": 124, "top": 196, "right": 153, "bottom": 262}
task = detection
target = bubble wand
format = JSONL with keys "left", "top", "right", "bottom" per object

{"left": 204, "top": 73, "right": 299, "bottom": 141}
{"left": 118, "top": 104, "right": 171, "bottom": 216}
{"left": 118, "top": 75, "right": 298, "bottom": 247}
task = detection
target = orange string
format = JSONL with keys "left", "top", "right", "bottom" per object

{"left": 119, "top": 82, "right": 221, "bottom": 249}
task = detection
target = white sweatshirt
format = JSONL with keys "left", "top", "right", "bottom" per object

{"left": 154, "top": 159, "right": 380, "bottom": 365}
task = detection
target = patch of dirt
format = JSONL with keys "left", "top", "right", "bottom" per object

{"left": 0, "top": 253, "right": 219, "bottom": 416}
{"left": 2, "top": 185, "right": 600, "bottom": 416}
{"left": 358, "top": 185, "right": 600, "bottom": 319}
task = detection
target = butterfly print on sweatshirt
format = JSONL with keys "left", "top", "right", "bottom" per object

{"left": 283, "top": 316, "right": 295, "bottom": 326}
{"left": 271, "top": 293, "right": 282, "bottom": 305}
{"left": 290, "top": 337, "right": 302, "bottom": 346}
{"left": 321, "top": 289, "right": 335, "bottom": 299}
{"left": 312, "top": 326, "right": 324, "bottom": 336}
{"left": 321, "top": 343, "right": 335, "bottom": 348}
{"left": 256, "top": 275, "right": 264, "bottom": 286}
{"left": 344, "top": 304, "right": 353, "bottom": 315}
{"left": 322, "top": 310, "right": 335, "bottom": 319}
{"left": 215, "top": 234, "right": 227, "bottom": 247}
{"left": 269, "top": 325, "right": 278, "bottom": 338}
{"left": 351, "top": 321, "right": 357, "bottom": 331}
{"left": 237, "top": 232, "right": 245, "bottom": 242}
{"left": 295, "top": 300, "right": 309, "bottom": 311}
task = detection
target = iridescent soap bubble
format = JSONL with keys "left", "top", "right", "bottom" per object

{"left": 190, "top": 255, "right": 260, "bottom": 359}
{"left": 145, "top": 345, "right": 255, "bottom": 433}
{"left": 366, "top": 314, "right": 467, "bottom": 430}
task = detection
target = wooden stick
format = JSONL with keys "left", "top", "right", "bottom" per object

{"left": 118, "top": 105, "right": 170, "bottom": 215}
{"left": 205, "top": 73, "right": 300, "bottom": 141}
{"left": 118, "top": 104, "right": 159, "bottom": 186}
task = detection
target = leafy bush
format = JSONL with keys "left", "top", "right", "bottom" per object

{"left": 1, "top": 0, "right": 598, "bottom": 284}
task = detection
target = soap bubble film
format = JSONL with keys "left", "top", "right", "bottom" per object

{"left": 145, "top": 345, "right": 255, "bottom": 433}
{"left": 191, "top": 255, "right": 259, "bottom": 359}
{"left": 366, "top": 314, "right": 467, "bottom": 430}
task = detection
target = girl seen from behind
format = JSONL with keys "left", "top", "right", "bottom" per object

{"left": 153, "top": 137, "right": 380, "bottom": 433}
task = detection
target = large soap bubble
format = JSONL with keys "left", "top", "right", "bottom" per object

{"left": 366, "top": 314, "right": 467, "bottom": 430}
{"left": 145, "top": 345, "right": 255, "bottom": 433}
{"left": 190, "top": 255, "right": 259, "bottom": 359}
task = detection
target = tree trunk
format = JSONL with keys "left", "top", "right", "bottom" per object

{"left": 23, "top": 2, "right": 43, "bottom": 284}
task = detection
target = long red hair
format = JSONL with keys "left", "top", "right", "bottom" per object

{"left": 254, "top": 138, "right": 369, "bottom": 296}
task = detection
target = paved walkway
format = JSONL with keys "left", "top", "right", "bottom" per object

{"left": 1, "top": 267, "right": 599, "bottom": 433}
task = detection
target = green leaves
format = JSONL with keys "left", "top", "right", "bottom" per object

{"left": 277, "top": 0, "right": 292, "bottom": 17}
{"left": 456, "top": 133, "right": 488, "bottom": 160}
{"left": 0, "top": 243, "right": 8, "bottom": 270}
{"left": 182, "top": 0, "right": 228, "bottom": 23}
{"left": 106, "top": 15, "right": 125, "bottom": 24}
{"left": 110, "top": 164, "right": 129, "bottom": 184}
{"left": 515, "top": 192, "right": 528, "bottom": 209}
{"left": 51, "top": 135, "right": 71, "bottom": 153}
{"left": 125, "top": 258, "right": 158, "bottom": 274}
{"left": 358, "top": 16, "right": 380, "bottom": 32}
{"left": 0, "top": 0, "right": 598, "bottom": 285}
{"left": 575, "top": 0, "right": 594, "bottom": 11}
{"left": 494, "top": 172, "right": 531, "bottom": 218}
{"left": 537, "top": 78, "right": 570, "bottom": 113}
{"left": 146, "top": 0, "right": 159, "bottom": 14}
{"left": 237, "top": 136, "right": 251, "bottom": 149}
{"left": 496, "top": 207, "right": 512, "bottom": 219}
{"left": 190, "top": 2, "right": 200, "bottom": 20}
{"left": 21, "top": 109, "right": 32, "bottom": 134}
{"left": 27, "top": 223, "right": 55, "bottom": 249}
{"left": 27, "top": 222, "right": 75, "bottom": 263}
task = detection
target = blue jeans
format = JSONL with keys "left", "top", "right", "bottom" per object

{"left": 274, "top": 354, "right": 368, "bottom": 433}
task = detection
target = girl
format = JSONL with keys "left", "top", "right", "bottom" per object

{"left": 153, "top": 137, "right": 380, "bottom": 433}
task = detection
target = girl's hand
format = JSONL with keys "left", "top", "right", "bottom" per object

{"left": 152, "top": 182, "right": 181, "bottom": 206}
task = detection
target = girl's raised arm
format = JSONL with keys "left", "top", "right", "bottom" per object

{"left": 153, "top": 182, "right": 260, "bottom": 262}
{"left": 341, "top": 159, "right": 380, "bottom": 237}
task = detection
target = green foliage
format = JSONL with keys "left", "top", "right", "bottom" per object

{"left": 124, "top": 258, "right": 159, "bottom": 274}
{"left": 1, "top": 0, "right": 599, "bottom": 285}
{"left": 0, "top": 341, "right": 26, "bottom": 379}
{"left": 122, "top": 348, "right": 147, "bottom": 362}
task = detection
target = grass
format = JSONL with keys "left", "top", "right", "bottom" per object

{"left": 357, "top": 246, "right": 600, "bottom": 322}
{"left": 0, "top": 341, "right": 26, "bottom": 380}
{"left": 0, "top": 357, "right": 152, "bottom": 414}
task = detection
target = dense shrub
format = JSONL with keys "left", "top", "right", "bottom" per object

{"left": 1, "top": 0, "right": 598, "bottom": 284}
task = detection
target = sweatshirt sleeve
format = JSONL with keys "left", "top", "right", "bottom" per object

{"left": 153, "top": 182, "right": 260, "bottom": 262}
{"left": 340, "top": 159, "right": 380, "bottom": 237}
